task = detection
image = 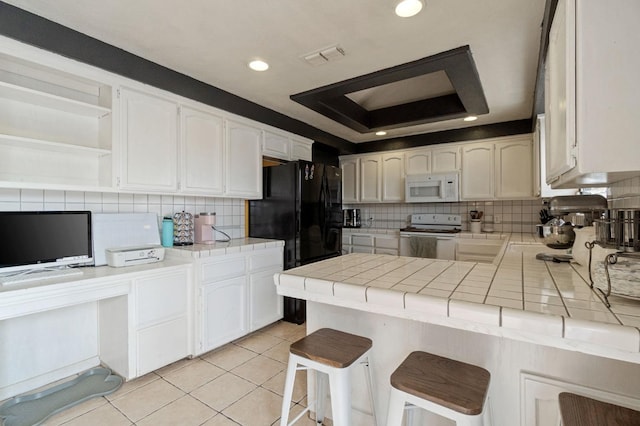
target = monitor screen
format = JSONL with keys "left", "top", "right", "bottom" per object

{"left": 0, "top": 211, "right": 93, "bottom": 273}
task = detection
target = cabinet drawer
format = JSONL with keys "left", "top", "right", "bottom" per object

{"left": 352, "top": 235, "right": 374, "bottom": 247}
{"left": 201, "top": 255, "right": 246, "bottom": 282}
{"left": 249, "top": 248, "right": 283, "bottom": 272}
{"left": 375, "top": 237, "right": 399, "bottom": 250}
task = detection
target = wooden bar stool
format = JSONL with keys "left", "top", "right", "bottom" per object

{"left": 386, "top": 351, "right": 491, "bottom": 426}
{"left": 559, "top": 392, "right": 640, "bottom": 426}
{"left": 279, "top": 328, "right": 377, "bottom": 426}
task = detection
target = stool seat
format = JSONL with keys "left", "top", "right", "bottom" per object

{"left": 290, "top": 328, "right": 372, "bottom": 368}
{"left": 391, "top": 351, "right": 490, "bottom": 416}
{"left": 559, "top": 392, "right": 640, "bottom": 426}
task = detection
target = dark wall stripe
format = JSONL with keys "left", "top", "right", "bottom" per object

{"left": 532, "top": 0, "right": 558, "bottom": 126}
{"left": 355, "top": 119, "right": 533, "bottom": 154}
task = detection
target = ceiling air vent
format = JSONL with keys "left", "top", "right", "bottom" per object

{"left": 302, "top": 45, "right": 345, "bottom": 66}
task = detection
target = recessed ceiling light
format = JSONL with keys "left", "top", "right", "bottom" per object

{"left": 395, "top": 0, "right": 423, "bottom": 18}
{"left": 376, "top": 131, "right": 387, "bottom": 136}
{"left": 249, "top": 60, "right": 269, "bottom": 71}
{"left": 464, "top": 115, "right": 478, "bottom": 122}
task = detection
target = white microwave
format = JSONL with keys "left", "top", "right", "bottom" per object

{"left": 405, "top": 172, "right": 460, "bottom": 203}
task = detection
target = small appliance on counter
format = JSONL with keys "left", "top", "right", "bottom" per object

{"left": 92, "top": 212, "right": 164, "bottom": 267}
{"left": 195, "top": 212, "right": 216, "bottom": 244}
{"left": 106, "top": 246, "right": 165, "bottom": 267}
{"left": 173, "top": 211, "right": 194, "bottom": 246}
{"left": 343, "top": 208, "right": 361, "bottom": 228}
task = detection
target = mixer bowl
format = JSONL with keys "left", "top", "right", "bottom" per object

{"left": 542, "top": 218, "right": 575, "bottom": 249}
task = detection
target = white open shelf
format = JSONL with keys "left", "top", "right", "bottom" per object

{"left": 0, "top": 134, "right": 111, "bottom": 157}
{"left": 0, "top": 80, "right": 111, "bottom": 118}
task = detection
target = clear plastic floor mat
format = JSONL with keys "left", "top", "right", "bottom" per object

{"left": 0, "top": 367, "right": 123, "bottom": 426}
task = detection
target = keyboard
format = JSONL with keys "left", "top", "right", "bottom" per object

{"left": 0, "top": 268, "right": 83, "bottom": 286}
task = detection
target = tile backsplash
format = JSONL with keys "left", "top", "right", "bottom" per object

{"left": 609, "top": 176, "right": 640, "bottom": 209}
{"left": 344, "top": 199, "right": 545, "bottom": 233}
{"left": 0, "top": 189, "right": 246, "bottom": 238}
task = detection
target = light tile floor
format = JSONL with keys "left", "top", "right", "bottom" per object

{"left": 37, "top": 321, "right": 320, "bottom": 426}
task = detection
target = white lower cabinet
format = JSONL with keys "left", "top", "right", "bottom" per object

{"left": 195, "top": 246, "right": 283, "bottom": 355}
{"left": 133, "top": 269, "right": 191, "bottom": 377}
{"left": 99, "top": 266, "right": 192, "bottom": 381}
{"left": 203, "top": 276, "right": 247, "bottom": 351}
{"left": 343, "top": 232, "right": 399, "bottom": 256}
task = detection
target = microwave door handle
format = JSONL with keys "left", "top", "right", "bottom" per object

{"left": 440, "top": 181, "right": 446, "bottom": 200}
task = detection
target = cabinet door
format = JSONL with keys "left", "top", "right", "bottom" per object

{"left": 461, "top": 143, "right": 494, "bottom": 200}
{"left": 225, "top": 120, "right": 262, "bottom": 198}
{"left": 249, "top": 268, "right": 283, "bottom": 331}
{"left": 545, "top": 0, "right": 576, "bottom": 184}
{"left": 180, "top": 106, "right": 224, "bottom": 194}
{"left": 202, "top": 277, "right": 247, "bottom": 352}
{"left": 291, "top": 138, "right": 313, "bottom": 161}
{"left": 495, "top": 137, "right": 534, "bottom": 199}
{"left": 360, "top": 155, "right": 382, "bottom": 202}
{"left": 119, "top": 88, "right": 178, "bottom": 192}
{"left": 135, "top": 270, "right": 190, "bottom": 376}
{"left": 263, "top": 130, "right": 290, "bottom": 160}
{"left": 381, "top": 152, "right": 405, "bottom": 202}
{"left": 340, "top": 157, "right": 359, "bottom": 203}
{"left": 405, "top": 149, "right": 431, "bottom": 175}
{"left": 432, "top": 146, "right": 460, "bottom": 172}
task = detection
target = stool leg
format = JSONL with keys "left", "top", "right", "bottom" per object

{"left": 328, "top": 368, "right": 351, "bottom": 425}
{"left": 315, "top": 371, "right": 328, "bottom": 424}
{"left": 280, "top": 354, "right": 298, "bottom": 426}
{"left": 386, "top": 388, "right": 407, "bottom": 426}
{"left": 362, "top": 356, "right": 378, "bottom": 426}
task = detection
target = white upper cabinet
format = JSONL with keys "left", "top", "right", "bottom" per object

{"left": 534, "top": 115, "right": 576, "bottom": 197}
{"left": 225, "top": 119, "right": 262, "bottom": 199}
{"left": 461, "top": 143, "right": 494, "bottom": 200}
{"left": 290, "top": 138, "right": 313, "bottom": 161}
{"left": 179, "top": 105, "right": 224, "bottom": 195}
{"left": 341, "top": 157, "right": 359, "bottom": 203}
{"left": 119, "top": 87, "right": 178, "bottom": 192}
{"left": 431, "top": 146, "right": 460, "bottom": 173}
{"left": 263, "top": 130, "right": 290, "bottom": 160}
{"left": 405, "top": 149, "right": 431, "bottom": 175}
{"left": 381, "top": 152, "right": 405, "bottom": 202}
{"left": 545, "top": 0, "right": 640, "bottom": 188}
{"left": 263, "top": 130, "right": 313, "bottom": 162}
{"left": 495, "top": 135, "right": 534, "bottom": 199}
{"left": 360, "top": 155, "right": 382, "bottom": 203}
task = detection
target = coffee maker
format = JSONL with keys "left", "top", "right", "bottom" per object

{"left": 343, "top": 209, "right": 361, "bottom": 228}
{"left": 195, "top": 212, "right": 216, "bottom": 244}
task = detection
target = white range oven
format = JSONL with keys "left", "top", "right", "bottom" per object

{"left": 399, "top": 214, "right": 461, "bottom": 260}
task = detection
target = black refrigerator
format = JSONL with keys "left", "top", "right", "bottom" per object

{"left": 249, "top": 161, "right": 342, "bottom": 324}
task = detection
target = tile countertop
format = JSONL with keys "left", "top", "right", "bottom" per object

{"left": 275, "top": 234, "right": 640, "bottom": 364}
{"left": 165, "top": 238, "right": 284, "bottom": 259}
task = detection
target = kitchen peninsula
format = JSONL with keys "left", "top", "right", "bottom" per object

{"left": 274, "top": 235, "right": 640, "bottom": 425}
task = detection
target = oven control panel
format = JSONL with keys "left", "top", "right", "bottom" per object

{"left": 410, "top": 214, "right": 461, "bottom": 226}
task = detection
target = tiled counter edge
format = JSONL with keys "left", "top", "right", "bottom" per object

{"left": 273, "top": 272, "right": 640, "bottom": 364}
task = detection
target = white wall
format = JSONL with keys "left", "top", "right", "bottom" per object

{"left": 0, "top": 189, "right": 246, "bottom": 238}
